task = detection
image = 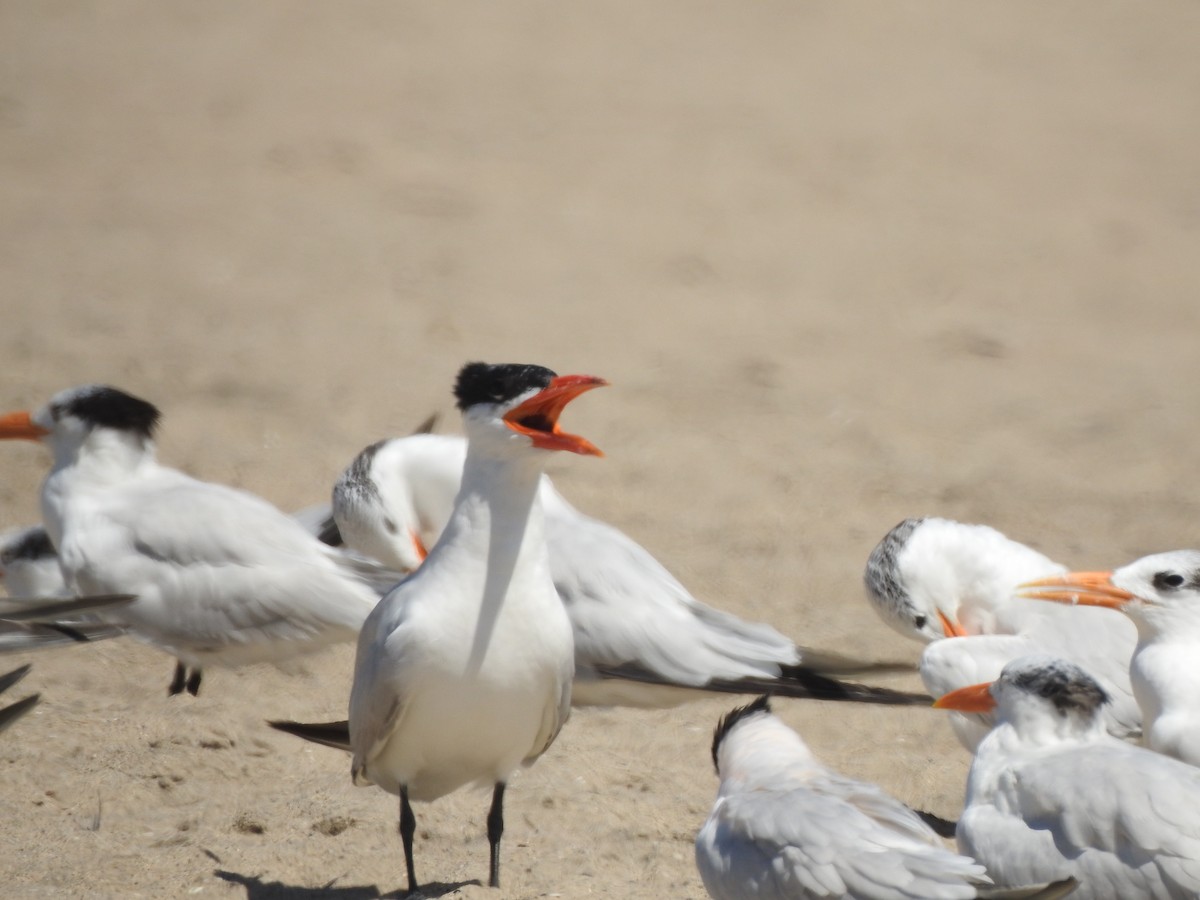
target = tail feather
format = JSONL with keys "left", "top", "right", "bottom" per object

{"left": 913, "top": 808, "right": 957, "bottom": 838}
{"left": 0, "top": 621, "right": 127, "bottom": 653}
{"left": 268, "top": 719, "right": 352, "bottom": 753}
{"left": 0, "top": 664, "right": 32, "bottom": 696}
{"left": 0, "top": 594, "right": 135, "bottom": 621}
{"left": 596, "top": 663, "right": 932, "bottom": 706}
{"left": 786, "top": 652, "right": 915, "bottom": 678}
{"left": 976, "top": 877, "right": 1079, "bottom": 899}
{"left": 0, "top": 693, "right": 39, "bottom": 735}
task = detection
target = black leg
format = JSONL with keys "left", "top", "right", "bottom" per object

{"left": 185, "top": 668, "right": 202, "bottom": 696}
{"left": 399, "top": 786, "right": 418, "bottom": 895}
{"left": 168, "top": 662, "right": 186, "bottom": 696}
{"left": 486, "top": 781, "right": 506, "bottom": 889}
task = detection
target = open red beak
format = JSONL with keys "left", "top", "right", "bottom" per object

{"left": 0, "top": 411, "right": 49, "bottom": 441}
{"left": 1017, "top": 571, "right": 1135, "bottom": 610}
{"left": 503, "top": 374, "right": 608, "bottom": 456}
{"left": 932, "top": 681, "right": 996, "bottom": 712}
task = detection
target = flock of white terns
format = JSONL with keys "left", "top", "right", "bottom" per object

{"left": 1, "top": 361, "right": 1198, "bottom": 899}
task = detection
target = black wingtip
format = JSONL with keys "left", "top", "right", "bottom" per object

{"left": 0, "top": 593, "right": 136, "bottom": 621}
{"left": 410, "top": 412, "right": 439, "bottom": 436}
{"left": 914, "top": 808, "right": 957, "bottom": 839}
{"left": 704, "top": 668, "right": 933, "bottom": 707}
{"left": 0, "top": 664, "right": 33, "bottom": 696}
{"left": 0, "top": 693, "right": 39, "bottom": 734}
{"left": 267, "top": 719, "right": 353, "bottom": 753}
{"left": 316, "top": 516, "right": 343, "bottom": 547}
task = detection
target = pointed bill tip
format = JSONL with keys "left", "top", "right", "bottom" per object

{"left": 1017, "top": 570, "right": 1134, "bottom": 609}
{"left": 932, "top": 681, "right": 996, "bottom": 712}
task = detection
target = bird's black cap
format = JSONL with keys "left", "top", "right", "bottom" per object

{"left": 52, "top": 386, "right": 160, "bottom": 439}
{"left": 454, "top": 363, "right": 556, "bottom": 411}
{"left": 711, "top": 694, "right": 772, "bottom": 772}
{"left": 0, "top": 528, "right": 55, "bottom": 566}
{"left": 1010, "top": 659, "right": 1110, "bottom": 717}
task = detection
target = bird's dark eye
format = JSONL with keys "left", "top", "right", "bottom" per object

{"left": 913, "top": 615, "right": 927, "bottom": 630}
{"left": 1153, "top": 572, "right": 1186, "bottom": 591}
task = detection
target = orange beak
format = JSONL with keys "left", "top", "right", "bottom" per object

{"left": 1017, "top": 571, "right": 1135, "bottom": 610}
{"left": 0, "top": 411, "right": 49, "bottom": 441}
{"left": 503, "top": 374, "right": 608, "bottom": 456}
{"left": 937, "top": 610, "right": 968, "bottom": 638}
{"left": 932, "top": 681, "right": 996, "bottom": 712}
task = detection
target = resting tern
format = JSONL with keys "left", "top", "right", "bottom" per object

{"left": 864, "top": 518, "right": 1139, "bottom": 749}
{"left": 276, "top": 361, "right": 600, "bottom": 893}
{"left": 0, "top": 385, "right": 394, "bottom": 696}
{"left": 936, "top": 655, "right": 1200, "bottom": 897}
{"left": 1020, "top": 550, "right": 1200, "bottom": 767}
{"left": 330, "top": 433, "right": 926, "bottom": 709}
{"left": 696, "top": 694, "right": 1077, "bottom": 900}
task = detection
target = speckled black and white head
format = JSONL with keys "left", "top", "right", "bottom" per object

{"left": 863, "top": 518, "right": 942, "bottom": 641}
{"left": 994, "top": 657, "right": 1111, "bottom": 739}
{"left": 936, "top": 655, "right": 1110, "bottom": 738}
{"left": 453, "top": 362, "right": 607, "bottom": 458}
{"left": 0, "top": 385, "right": 161, "bottom": 465}
{"left": 711, "top": 694, "right": 772, "bottom": 773}
{"left": 865, "top": 516, "right": 1068, "bottom": 643}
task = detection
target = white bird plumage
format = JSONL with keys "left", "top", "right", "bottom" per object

{"left": 0, "top": 385, "right": 392, "bottom": 696}
{"left": 347, "top": 362, "right": 599, "bottom": 892}
{"left": 937, "top": 655, "right": 1200, "bottom": 898}
{"left": 864, "top": 517, "right": 1139, "bottom": 749}
{"left": 696, "top": 695, "right": 1076, "bottom": 900}
{"left": 332, "top": 433, "right": 925, "bottom": 709}
{"left": 1020, "top": 549, "right": 1200, "bottom": 768}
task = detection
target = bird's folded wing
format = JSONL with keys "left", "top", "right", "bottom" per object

{"left": 702, "top": 785, "right": 988, "bottom": 900}
{"left": 964, "top": 745, "right": 1200, "bottom": 893}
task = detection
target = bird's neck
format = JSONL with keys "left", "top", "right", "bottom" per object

{"left": 433, "top": 448, "right": 555, "bottom": 675}
{"left": 41, "top": 431, "right": 157, "bottom": 543}
{"left": 978, "top": 713, "right": 1105, "bottom": 764}
{"left": 435, "top": 447, "right": 551, "bottom": 598}
{"left": 47, "top": 430, "right": 156, "bottom": 486}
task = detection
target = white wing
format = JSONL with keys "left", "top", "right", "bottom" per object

{"left": 697, "top": 773, "right": 985, "bottom": 900}
{"left": 546, "top": 486, "right": 801, "bottom": 706}
{"left": 961, "top": 742, "right": 1200, "bottom": 897}
{"left": 60, "top": 466, "right": 377, "bottom": 666}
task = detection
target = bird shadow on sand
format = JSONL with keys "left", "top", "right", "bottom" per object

{"left": 215, "top": 869, "right": 478, "bottom": 899}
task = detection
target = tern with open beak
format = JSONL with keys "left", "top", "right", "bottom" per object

{"left": 274, "top": 361, "right": 600, "bottom": 894}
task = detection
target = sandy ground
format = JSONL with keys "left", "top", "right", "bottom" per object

{"left": 0, "top": 2, "right": 1198, "bottom": 897}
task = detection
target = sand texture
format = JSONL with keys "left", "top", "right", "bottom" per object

{"left": 1, "top": 2, "right": 1198, "bottom": 897}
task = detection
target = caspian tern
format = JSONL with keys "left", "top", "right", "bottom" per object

{"left": 936, "top": 655, "right": 1200, "bottom": 898}
{"left": 864, "top": 518, "right": 1139, "bottom": 749}
{"left": 275, "top": 361, "right": 600, "bottom": 893}
{"left": 1020, "top": 550, "right": 1200, "bottom": 767}
{"left": 0, "top": 385, "right": 397, "bottom": 697}
{"left": 696, "top": 694, "right": 1078, "bottom": 900}
{"left": 329, "top": 433, "right": 926, "bottom": 709}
